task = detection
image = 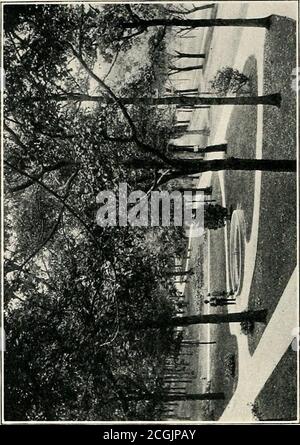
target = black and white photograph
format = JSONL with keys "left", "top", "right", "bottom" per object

{"left": 1, "top": 0, "right": 298, "bottom": 424}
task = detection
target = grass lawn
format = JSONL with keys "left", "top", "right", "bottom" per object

{"left": 225, "top": 55, "right": 258, "bottom": 241}
{"left": 252, "top": 344, "right": 297, "bottom": 421}
{"left": 247, "top": 16, "right": 297, "bottom": 354}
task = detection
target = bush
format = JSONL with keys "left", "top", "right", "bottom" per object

{"left": 240, "top": 319, "right": 254, "bottom": 335}
{"left": 224, "top": 353, "right": 236, "bottom": 380}
{"left": 210, "top": 67, "right": 251, "bottom": 95}
{"left": 204, "top": 203, "right": 229, "bottom": 230}
{"left": 250, "top": 401, "right": 263, "bottom": 420}
{"left": 201, "top": 400, "right": 215, "bottom": 421}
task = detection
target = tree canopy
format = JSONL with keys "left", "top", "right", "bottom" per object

{"left": 4, "top": 3, "right": 188, "bottom": 420}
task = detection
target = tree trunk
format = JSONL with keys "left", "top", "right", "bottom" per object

{"left": 176, "top": 157, "right": 296, "bottom": 173}
{"left": 161, "top": 158, "right": 296, "bottom": 176}
{"left": 182, "top": 341, "right": 216, "bottom": 345}
{"left": 176, "top": 119, "right": 190, "bottom": 124}
{"left": 138, "top": 309, "right": 268, "bottom": 329}
{"left": 174, "top": 52, "right": 206, "bottom": 59}
{"left": 118, "top": 94, "right": 281, "bottom": 107}
{"left": 177, "top": 186, "right": 212, "bottom": 194}
{"left": 123, "top": 16, "right": 273, "bottom": 30}
{"left": 126, "top": 157, "right": 296, "bottom": 180}
{"left": 44, "top": 93, "right": 282, "bottom": 108}
{"left": 199, "top": 144, "right": 227, "bottom": 154}
{"left": 170, "top": 64, "right": 203, "bottom": 75}
{"left": 172, "top": 143, "right": 227, "bottom": 153}
{"left": 171, "top": 145, "right": 195, "bottom": 152}
{"left": 178, "top": 35, "right": 197, "bottom": 39}
{"left": 168, "top": 88, "right": 199, "bottom": 96}
{"left": 130, "top": 392, "right": 225, "bottom": 402}
{"left": 175, "top": 88, "right": 199, "bottom": 94}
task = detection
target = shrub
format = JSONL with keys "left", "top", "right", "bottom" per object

{"left": 240, "top": 319, "right": 254, "bottom": 335}
{"left": 250, "top": 401, "right": 263, "bottom": 420}
{"left": 201, "top": 400, "right": 215, "bottom": 421}
{"left": 224, "top": 353, "right": 236, "bottom": 379}
{"left": 210, "top": 67, "right": 251, "bottom": 95}
{"left": 204, "top": 203, "right": 229, "bottom": 230}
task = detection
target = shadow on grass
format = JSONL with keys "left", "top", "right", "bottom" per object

{"left": 225, "top": 55, "right": 258, "bottom": 241}
{"left": 252, "top": 344, "right": 297, "bottom": 421}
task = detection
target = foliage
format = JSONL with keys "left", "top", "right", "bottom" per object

{"left": 250, "top": 401, "right": 264, "bottom": 421}
{"left": 224, "top": 353, "right": 236, "bottom": 380}
{"left": 240, "top": 319, "right": 255, "bottom": 335}
{"left": 204, "top": 203, "right": 229, "bottom": 230}
{"left": 210, "top": 67, "right": 251, "bottom": 95}
{"left": 3, "top": 3, "right": 186, "bottom": 421}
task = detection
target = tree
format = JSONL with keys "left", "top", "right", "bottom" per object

{"left": 5, "top": 4, "right": 292, "bottom": 181}
{"left": 124, "top": 157, "right": 296, "bottom": 177}
{"left": 125, "top": 392, "right": 225, "bottom": 402}
{"left": 204, "top": 203, "right": 229, "bottom": 230}
{"left": 40, "top": 91, "right": 282, "bottom": 108}
{"left": 210, "top": 67, "right": 251, "bottom": 95}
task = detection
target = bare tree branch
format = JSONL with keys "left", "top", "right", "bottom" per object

{"left": 5, "top": 160, "right": 100, "bottom": 246}
{"left": 67, "top": 42, "right": 175, "bottom": 166}
{"left": 8, "top": 160, "right": 74, "bottom": 193}
{"left": 17, "top": 170, "right": 79, "bottom": 270}
{"left": 103, "top": 48, "right": 120, "bottom": 81}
